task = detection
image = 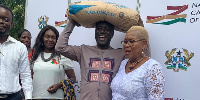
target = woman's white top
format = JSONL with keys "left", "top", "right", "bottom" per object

{"left": 111, "top": 58, "right": 165, "bottom": 100}
{"left": 32, "top": 52, "right": 73, "bottom": 99}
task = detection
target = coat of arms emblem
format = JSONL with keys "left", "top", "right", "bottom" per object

{"left": 38, "top": 16, "right": 49, "bottom": 29}
{"left": 164, "top": 48, "right": 194, "bottom": 72}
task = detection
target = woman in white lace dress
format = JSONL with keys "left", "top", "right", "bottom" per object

{"left": 111, "top": 26, "right": 165, "bottom": 100}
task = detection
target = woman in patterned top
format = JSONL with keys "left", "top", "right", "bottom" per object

{"left": 111, "top": 26, "right": 165, "bottom": 100}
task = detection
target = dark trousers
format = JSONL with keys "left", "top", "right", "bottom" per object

{"left": 0, "top": 91, "right": 22, "bottom": 100}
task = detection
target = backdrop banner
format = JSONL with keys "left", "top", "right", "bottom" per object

{"left": 25, "top": 0, "right": 200, "bottom": 100}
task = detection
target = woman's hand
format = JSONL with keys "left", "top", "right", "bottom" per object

{"left": 47, "top": 83, "right": 62, "bottom": 94}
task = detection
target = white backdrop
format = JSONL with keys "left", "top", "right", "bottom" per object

{"left": 25, "top": 0, "right": 200, "bottom": 100}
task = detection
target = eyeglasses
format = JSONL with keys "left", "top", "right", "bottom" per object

{"left": 0, "top": 17, "right": 10, "bottom": 23}
{"left": 121, "top": 39, "right": 145, "bottom": 45}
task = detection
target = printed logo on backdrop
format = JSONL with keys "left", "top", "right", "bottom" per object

{"left": 164, "top": 98, "right": 173, "bottom": 100}
{"left": 55, "top": 14, "right": 68, "bottom": 27}
{"left": 164, "top": 48, "right": 194, "bottom": 72}
{"left": 146, "top": 5, "right": 188, "bottom": 25}
{"left": 146, "top": 3, "right": 200, "bottom": 24}
{"left": 164, "top": 98, "right": 185, "bottom": 100}
{"left": 54, "top": 0, "right": 71, "bottom": 27}
{"left": 38, "top": 16, "right": 49, "bottom": 29}
{"left": 190, "top": 3, "right": 200, "bottom": 23}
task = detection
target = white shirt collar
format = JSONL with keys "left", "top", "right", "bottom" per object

{"left": 5, "top": 36, "right": 18, "bottom": 43}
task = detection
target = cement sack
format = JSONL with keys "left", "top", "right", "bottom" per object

{"left": 66, "top": 1, "right": 139, "bottom": 32}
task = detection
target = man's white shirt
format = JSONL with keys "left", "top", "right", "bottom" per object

{"left": 0, "top": 36, "right": 32, "bottom": 99}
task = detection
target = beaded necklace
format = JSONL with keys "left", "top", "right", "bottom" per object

{"left": 41, "top": 52, "right": 56, "bottom": 62}
{"left": 127, "top": 56, "right": 145, "bottom": 72}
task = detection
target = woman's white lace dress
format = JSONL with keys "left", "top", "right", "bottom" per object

{"left": 111, "top": 58, "right": 165, "bottom": 100}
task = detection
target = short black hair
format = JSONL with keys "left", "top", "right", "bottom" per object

{"left": 0, "top": 5, "right": 14, "bottom": 22}
{"left": 96, "top": 21, "right": 114, "bottom": 29}
{"left": 18, "top": 29, "right": 31, "bottom": 39}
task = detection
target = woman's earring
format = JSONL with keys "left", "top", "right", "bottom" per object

{"left": 142, "top": 50, "right": 145, "bottom": 57}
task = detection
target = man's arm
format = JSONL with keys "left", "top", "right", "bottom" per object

{"left": 19, "top": 45, "right": 33, "bottom": 99}
{"left": 55, "top": 20, "right": 81, "bottom": 61}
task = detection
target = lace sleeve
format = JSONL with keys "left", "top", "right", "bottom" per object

{"left": 145, "top": 63, "right": 165, "bottom": 100}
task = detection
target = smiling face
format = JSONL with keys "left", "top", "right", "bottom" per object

{"left": 123, "top": 26, "right": 148, "bottom": 60}
{"left": 95, "top": 21, "right": 114, "bottom": 49}
{"left": 43, "top": 29, "right": 57, "bottom": 52}
{"left": 0, "top": 7, "right": 13, "bottom": 36}
{"left": 19, "top": 31, "right": 31, "bottom": 48}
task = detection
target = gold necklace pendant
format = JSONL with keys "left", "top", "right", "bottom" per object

{"left": 128, "top": 67, "right": 134, "bottom": 71}
{"left": 127, "top": 56, "right": 145, "bottom": 71}
{"left": 128, "top": 62, "right": 137, "bottom": 71}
